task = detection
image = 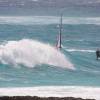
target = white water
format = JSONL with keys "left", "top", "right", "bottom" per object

{"left": 0, "top": 16, "right": 100, "bottom": 25}
{"left": 65, "top": 49, "right": 95, "bottom": 52}
{"left": 0, "top": 39, "right": 74, "bottom": 69}
{"left": 0, "top": 86, "right": 100, "bottom": 100}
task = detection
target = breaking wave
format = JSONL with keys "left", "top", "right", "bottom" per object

{"left": 0, "top": 39, "right": 74, "bottom": 70}
{"left": 0, "top": 16, "right": 100, "bottom": 25}
{"left": 0, "top": 86, "right": 100, "bottom": 100}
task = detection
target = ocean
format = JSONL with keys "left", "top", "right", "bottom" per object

{"left": 0, "top": 16, "right": 100, "bottom": 99}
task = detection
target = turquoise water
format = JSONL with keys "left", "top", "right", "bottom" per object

{"left": 0, "top": 16, "right": 100, "bottom": 87}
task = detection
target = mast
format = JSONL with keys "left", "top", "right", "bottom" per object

{"left": 57, "top": 14, "right": 62, "bottom": 49}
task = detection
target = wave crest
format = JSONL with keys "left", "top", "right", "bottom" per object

{"left": 0, "top": 39, "right": 74, "bottom": 70}
{"left": 64, "top": 48, "right": 95, "bottom": 53}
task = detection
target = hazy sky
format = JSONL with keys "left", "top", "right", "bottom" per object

{"left": 0, "top": 0, "right": 100, "bottom": 16}
{"left": 0, "top": 0, "right": 100, "bottom": 8}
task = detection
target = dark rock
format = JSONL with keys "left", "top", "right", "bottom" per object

{"left": 0, "top": 96, "right": 95, "bottom": 100}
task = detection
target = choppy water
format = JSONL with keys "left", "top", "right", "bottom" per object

{"left": 0, "top": 16, "right": 100, "bottom": 99}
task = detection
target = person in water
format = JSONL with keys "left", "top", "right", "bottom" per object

{"left": 96, "top": 49, "right": 100, "bottom": 60}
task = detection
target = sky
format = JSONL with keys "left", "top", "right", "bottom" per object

{"left": 0, "top": 0, "right": 100, "bottom": 8}
{"left": 0, "top": 0, "right": 100, "bottom": 16}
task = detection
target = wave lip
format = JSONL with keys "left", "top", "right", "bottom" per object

{"left": 0, "top": 39, "right": 74, "bottom": 70}
{"left": 0, "top": 86, "right": 99, "bottom": 100}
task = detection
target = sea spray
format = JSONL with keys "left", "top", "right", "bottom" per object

{"left": 0, "top": 39, "right": 74, "bottom": 70}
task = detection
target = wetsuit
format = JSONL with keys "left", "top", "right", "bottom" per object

{"left": 96, "top": 50, "right": 100, "bottom": 60}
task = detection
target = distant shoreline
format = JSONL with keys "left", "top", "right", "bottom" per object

{"left": 0, "top": 96, "right": 95, "bottom": 100}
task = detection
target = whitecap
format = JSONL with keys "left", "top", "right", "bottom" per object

{"left": 65, "top": 48, "right": 95, "bottom": 53}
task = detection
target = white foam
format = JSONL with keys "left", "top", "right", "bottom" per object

{"left": 65, "top": 48, "right": 95, "bottom": 53}
{"left": 0, "top": 86, "right": 100, "bottom": 100}
{"left": 0, "top": 39, "right": 74, "bottom": 69}
{"left": 0, "top": 16, "right": 100, "bottom": 25}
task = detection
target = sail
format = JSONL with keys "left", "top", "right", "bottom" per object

{"left": 56, "top": 14, "right": 62, "bottom": 49}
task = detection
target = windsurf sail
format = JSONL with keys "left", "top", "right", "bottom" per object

{"left": 56, "top": 14, "right": 63, "bottom": 49}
